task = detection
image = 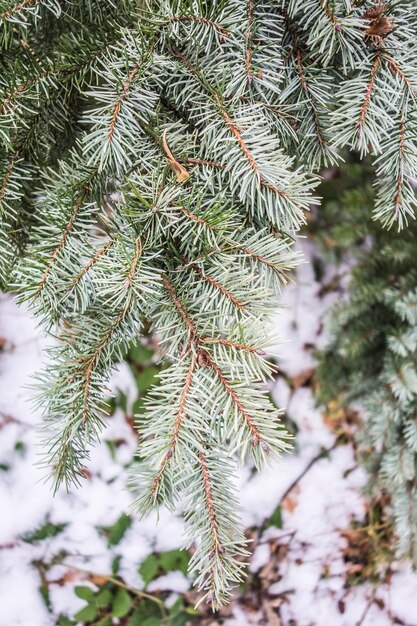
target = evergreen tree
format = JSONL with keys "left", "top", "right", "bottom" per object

{"left": 316, "top": 158, "right": 417, "bottom": 563}
{"left": 1, "top": 0, "right": 416, "bottom": 606}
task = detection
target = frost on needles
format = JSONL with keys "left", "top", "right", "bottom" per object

{"left": 0, "top": 0, "right": 416, "bottom": 608}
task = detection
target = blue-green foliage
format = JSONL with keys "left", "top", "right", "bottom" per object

{"left": 316, "top": 159, "right": 417, "bottom": 561}
{"left": 1, "top": 0, "right": 417, "bottom": 606}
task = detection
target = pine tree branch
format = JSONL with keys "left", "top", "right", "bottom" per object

{"left": 245, "top": 0, "right": 255, "bottom": 83}
{"left": 160, "top": 274, "right": 273, "bottom": 450}
{"left": 0, "top": 150, "right": 19, "bottom": 207}
{"left": 190, "top": 264, "right": 247, "bottom": 310}
{"left": 393, "top": 117, "right": 405, "bottom": 220}
{"left": 0, "top": 0, "right": 36, "bottom": 19}
{"left": 199, "top": 450, "right": 222, "bottom": 550}
{"left": 3, "top": 0, "right": 417, "bottom": 606}
{"left": 296, "top": 49, "right": 328, "bottom": 151}
{"left": 214, "top": 94, "right": 289, "bottom": 201}
{"left": 201, "top": 337, "right": 259, "bottom": 353}
{"left": 34, "top": 187, "right": 90, "bottom": 299}
{"left": 150, "top": 355, "right": 197, "bottom": 500}
{"left": 202, "top": 349, "right": 263, "bottom": 444}
{"left": 356, "top": 54, "right": 380, "bottom": 131}
{"left": 69, "top": 239, "right": 115, "bottom": 290}
{"left": 108, "top": 62, "right": 144, "bottom": 142}
{"left": 168, "top": 14, "right": 230, "bottom": 37}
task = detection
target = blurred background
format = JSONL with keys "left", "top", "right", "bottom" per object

{"left": 1, "top": 158, "right": 417, "bottom": 626}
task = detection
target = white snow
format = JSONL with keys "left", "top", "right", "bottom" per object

{"left": 249, "top": 543, "right": 271, "bottom": 574}
{"left": 147, "top": 571, "right": 189, "bottom": 594}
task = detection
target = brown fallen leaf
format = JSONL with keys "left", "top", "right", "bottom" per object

{"left": 264, "top": 600, "right": 282, "bottom": 626}
{"left": 162, "top": 130, "right": 190, "bottom": 183}
{"left": 281, "top": 484, "right": 300, "bottom": 513}
{"left": 89, "top": 574, "right": 109, "bottom": 586}
{"left": 290, "top": 368, "right": 315, "bottom": 389}
{"left": 346, "top": 563, "right": 364, "bottom": 575}
{"left": 49, "top": 569, "right": 80, "bottom": 586}
{"left": 259, "top": 559, "right": 276, "bottom": 582}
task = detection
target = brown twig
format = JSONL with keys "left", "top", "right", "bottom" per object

{"left": 187, "top": 157, "right": 224, "bottom": 170}
{"left": 199, "top": 451, "right": 222, "bottom": 551}
{"left": 0, "top": 151, "right": 19, "bottom": 204}
{"left": 214, "top": 94, "right": 289, "bottom": 200}
{"left": 201, "top": 337, "right": 258, "bottom": 353}
{"left": 277, "top": 441, "right": 338, "bottom": 506}
{"left": 177, "top": 206, "right": 221, "bottom": 230}
{"left": 1, "top": 79, "right": 35, "bottom": 114}
{"left": 385, "top": 56, "right": 415, "bottom": 91}
{"left": 356, "top": 55, "right": 380, "bottom": 129}
{"left": 151, "top": 356, "right": 197, "bottom": 497}
{"left": 162, "top": 130, "right": 190, "bottom": 183}
{"left": 125, "top": 236, "right": 142, "bottom": 287}
{"left": 81, "top": 237, "right": 142, "bottom": 424}
{"left": 0, "top": 0, "right": 36, "bottom": 19}
{"left": 168, "top": 14, "right": 229, "bottom": 38}
{"left": 70, "top": 239, "right": 114, "bottom": 289}
{"left": 35, "top": 191, "right": 86, "bottom": 298}
{"left": 191, "top": 264, "right": 246, "bottom": 310}
{"left": 162, "top": 274, "right": 196, "bottom": 337}
{"left": 245, "top": 0, "right": 255, "bottom": 83}
{"left": 108, "top": 62, "right": 143, "bottom": 141}
{"left": 393, "top": 117, "right": 405, "bottom": 220}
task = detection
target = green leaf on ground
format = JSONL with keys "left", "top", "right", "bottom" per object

{"left": 74, "top": 603, "right": 97, "bottom": 622}
{"left": 112, "top": 587, "right": 132, "bottom": 618}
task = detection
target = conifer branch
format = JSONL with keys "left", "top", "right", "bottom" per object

{"left": 201, "top": 337, "right": 258, "bottom": 353}
{"left": 2, "top": 0, "right": 417, "bottom": 606}
{"left": 203, "top": 350, "right": 263, "bottom": 443}
{"left": 70, "top": 239, "right": 115, "bottom": 290}
{"left": 108, "top": 62, "right": 144, "bottom": 142}
{"left": 199, "top": 450, "right": 222, "bottom": 550}
{"left": 356, "top": 54, "right": 380, "bottom": 131}
{"left": 35, "top": 190, "right": 87, "bottom": 299}
{"left": 0, "top": 0, "right": 36, "bottom": 19}
{"left": 0, "top": 151, "right": 19, "bottom": 206}
{"left": 190, "top": 264, "right": 247, "bottom": 310}
{"left": 149, "top": 356, "right": 197, "bottom": 501}
{"left": 245, "top": 0, "right": 255, "bottom": 83}
{"left": 168, "top": 14, "right": 230, "bottom": 37}
{"left": 214, "top": 94, "right": 288, "bottom": 201}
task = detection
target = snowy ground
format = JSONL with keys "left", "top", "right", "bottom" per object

{"left": 1, "top": 240, "right": 417, "bottom": 626}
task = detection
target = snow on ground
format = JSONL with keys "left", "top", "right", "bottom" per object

{"left": 1, "top": 240, "right": 417, "bottom": 626}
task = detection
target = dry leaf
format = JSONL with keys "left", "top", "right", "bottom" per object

{"left": 281, "top": 485, "right": 300, "bottom": 513}
{"left": 89, "top": 574, "right": 109, "bottom": 586}
{"left": 259, "top": 559, "right": 276, "bottom": 582}
{"left": 162, "top": 130, "right": 190, "bottom": 183}
{"left": 290, "top": 368, "right": 315, "bottom": 389}
{"left": 264, "top": 601, "right": 282, "bottom": 626}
